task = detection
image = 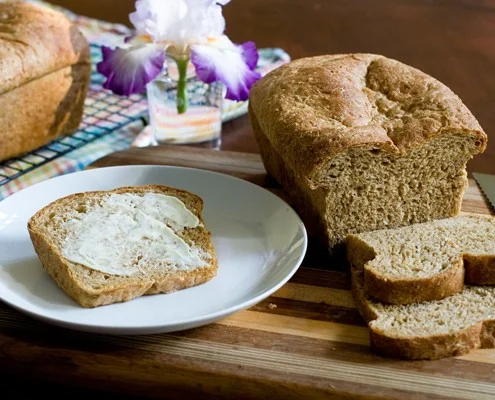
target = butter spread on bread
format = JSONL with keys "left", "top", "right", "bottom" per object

{"left": 28, "top": 185, "right": 217, "bottom": 308}
{"left": 60, "top": 193, "right": 207, "bottom": 277}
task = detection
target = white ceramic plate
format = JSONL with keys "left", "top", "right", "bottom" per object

{"left": 0, "top": 165, "right": 307, "bottom": 335}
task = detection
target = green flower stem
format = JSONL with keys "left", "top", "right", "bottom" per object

{"left": 175, "top": 58, "right": 189, "bottom": 114}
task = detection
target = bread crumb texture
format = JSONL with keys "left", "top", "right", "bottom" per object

{"left": 349, "top": 215, "right": 495, "bottom": 360}
{"left": 347, "top": 215, "right": 495, "bottom": 304}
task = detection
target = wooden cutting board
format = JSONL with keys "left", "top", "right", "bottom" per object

{"left": 2, "top": 145, "right": 495, "bottom": 400}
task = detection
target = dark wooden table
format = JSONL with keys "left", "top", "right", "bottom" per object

{"left": 52, "top": 0, "right": 495, "bottom": 173}
{"left": 4, "top": 1, "right": 495, "bottom": 399}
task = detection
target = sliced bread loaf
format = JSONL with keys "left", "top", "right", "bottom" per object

{"left": 28, "top": 185, "right": 218, "bottom": 308}
{"left": 351, "top": 265, "right": 495, "bottom": 360}
{"left": 249, "top": 53, "right": 486, "bottom": 254}
{"left": 346, "top": 215, "right": 495, "bottom": 305}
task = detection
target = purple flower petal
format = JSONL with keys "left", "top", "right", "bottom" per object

{"left": 96, "top": 44, "right": 165, "bottom": 96}
{"left": 240, "top": 41, "right": 258, "bottom": 70}
{"left": 224, "top": 69, "right": 261, "bottom": 101}
{"left": 191, "top": 36, "right": 261, "bottom": 101}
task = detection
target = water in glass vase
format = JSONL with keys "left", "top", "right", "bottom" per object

{"left": 146, "top": 60, "right": 224, "bottom": 147}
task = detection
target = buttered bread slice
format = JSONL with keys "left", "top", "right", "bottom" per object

{"left": 347, "top": 215, "right": 495, "bottom": 305}
{"left": 28, "top": 185, "right": 217, "bottom": 308}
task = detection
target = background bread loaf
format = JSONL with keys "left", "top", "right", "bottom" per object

{"left": 0, "top": 1, "right": 91, "bottom": 161}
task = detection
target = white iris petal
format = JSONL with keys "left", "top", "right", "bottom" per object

{"left": 99, "top": 0, "right": 260, "bottom": 99}
{"left": 129, "top": 0, "right": 227, "bottom": 50}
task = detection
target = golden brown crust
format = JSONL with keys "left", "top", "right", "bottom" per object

{"left": 369, "top": 323, "right": 483, "bottom": 360}
{"left": 364, "top": 257, "right": 465, "bottom": 305}
{"left": 0, "top": 63, "right": 91, "bottom": 161}
{"left": 351, "top": 263, "right": 495, "bottom": 360}
{"left": 0, "top": 2, "right": 90, "bottom": 94}
{"left": 0, "top": 2, "right": 91, "bottom": 161}
{"left": 249, "top": 53, "right": 487, "bottom": 188}
{"left": 350, "top": 265, "right": 379, "bottom": 323}
{"left": 463, "top": 253, "right": 495, "bottom": 284}
{"left": 250, "top": 105, "right": 327, "bottom": 237}
{"left": 27, "top": 185, "right": 218, "bottom": 308}
{"left": 346, "top": 217, "right": 495, "bottom": 305}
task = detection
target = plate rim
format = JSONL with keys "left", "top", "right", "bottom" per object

{"left": 0, "top": 164, "right": 308, "bottom": 334}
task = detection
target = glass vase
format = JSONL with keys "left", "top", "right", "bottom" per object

{"left": 146, "top": 59, "right": 224, "bottom": 147}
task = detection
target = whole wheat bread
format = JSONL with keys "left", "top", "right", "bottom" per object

{"left": 28, "top": 185, "right": 218, "bottom": 308}
{"left": 352, "top": 264, "right": 495, "bottom": 360}
{"left": 249, "top": 54, "right": 486, "bottom": 254}
{"left": 347, "top": 215, "right": 495, "bottom": 305}
{"left": 0, "top": 1, "right": 90, "bottom": 161}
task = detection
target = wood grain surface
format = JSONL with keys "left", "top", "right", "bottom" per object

{"left": 2, "top": 146, "right": 495, "bottom": 400}
{"left": 50, "top": 0, "right": 495, "bottom": 174}
{"left": 5, "top": 2, "right": 495, "bottom": 397}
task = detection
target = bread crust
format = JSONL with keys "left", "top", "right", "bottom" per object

{"left": 350, "top": 264, "right": 495, "bottom": 360}
{"left": 0, "top": 2, "right": 91, "bottom": 161}
{"left": 0, "top": 63, "right": 91, "bottom": 161}
{"left": 27, "top": 185, "right": 218, "bottom": 308}
{"left": 463, "top": 253, "right": 495, "bottom": 284}
{"left": 250, "top": 106, "right": 327, "bottom": 238}
{"left": 0, "top": 2, "right": 90, "bottom": 94}
{"left": 346, "top": 216, "right": 495, "bottom": 305}
{"left": 364, "top": 257, "right": 465, "bottom": 305}
{"left": 369, "top": 323, "right": 484, "bottom": 360}
{"left": 249, "top": 53, "right": 486, "bottom": 189}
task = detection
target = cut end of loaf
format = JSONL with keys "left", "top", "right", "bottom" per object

{"left": 321, "top": 133, "right": 481, "bottom": 250}
{"left": 254, "top": 110, "right": 483, "bottom": 253}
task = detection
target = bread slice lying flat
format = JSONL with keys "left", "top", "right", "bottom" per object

{"left": 346, "top": 215, "right": 495, "bottom": 305}
{"left": 28, "top": 185, "right": 218, "bottom": 308}
{"left": 352, "top": 266, "right": 495, "bottom": 360}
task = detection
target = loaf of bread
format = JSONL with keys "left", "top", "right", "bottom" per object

{"left": 248, "top": 54, "right": 487, "bottom": 253}
{"left": 352, "top": 259, "right": 495, "bottom": 360}
{"left": 0, "top": 1, "right": 91, "bottom": 162}
{"left": 28, "top": 185, "right": 218, "bottom": 308}
{"left": 347, "top": 215, "right": 495, "bottom": 304}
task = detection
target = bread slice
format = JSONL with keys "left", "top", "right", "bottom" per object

{"left": 28, "top": 185, "right": 218, "bottom": 308}
{"left": 351, "top": 265, "right": 495, "bottom": 360}
{"left": 249, "top": 54, "right": 486, "bottom": 255}
{"left": 346, "top": 215, "right": 495, "bottom": 305}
